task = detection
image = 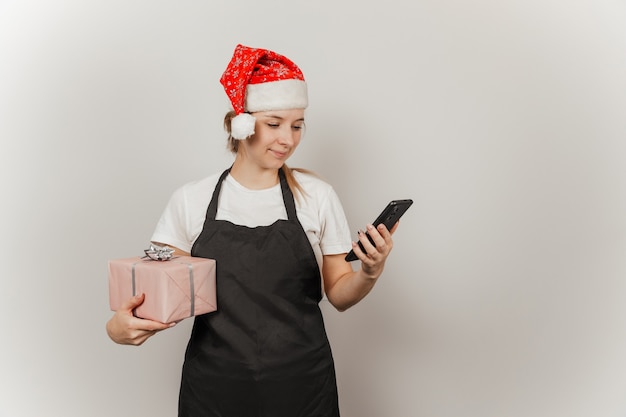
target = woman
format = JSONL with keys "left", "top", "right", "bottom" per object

{"left": 106, "top": 44, "right": 399, "bottom": 417}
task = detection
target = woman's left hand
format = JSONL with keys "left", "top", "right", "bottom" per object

{"left": 322, "top": 221, "right": 400, "bottom": 311}
{"left": 351, "top": 222, "right": 399, "bottom": 279}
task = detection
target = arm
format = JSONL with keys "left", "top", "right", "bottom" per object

{"left": 322, "top": 222, "right": 398, "bottom": 312}
{"left": 105, "top": 244, "right": 190, "bottom": 345}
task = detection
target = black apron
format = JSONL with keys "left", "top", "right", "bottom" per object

{"left": 180, "top": 168, "right": 340, "bottom": 417}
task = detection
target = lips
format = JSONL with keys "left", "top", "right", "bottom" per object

{"left": 270, "top": 149, "right": 289, "bottom": 159}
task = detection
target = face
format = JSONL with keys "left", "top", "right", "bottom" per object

{"left": 240, "top": 108, "right": 305, "bottom": 170}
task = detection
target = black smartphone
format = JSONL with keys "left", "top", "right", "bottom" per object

{"left": 345, "top": 199, "right": 413, "bottom": 262}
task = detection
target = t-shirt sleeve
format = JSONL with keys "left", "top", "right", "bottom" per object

{"left": 318, "top": 186, "right": 353, "bottom": 255}
{"left": 150, "top": 186, "right": 194, "bottom": 253}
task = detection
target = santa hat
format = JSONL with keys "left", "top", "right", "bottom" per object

{"left": 220, "top": 44, "right": 308, "bottom": 140}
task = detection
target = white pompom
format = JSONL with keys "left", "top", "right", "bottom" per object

{"left": 231, "top": 113, "right": 256, "bottom": 140}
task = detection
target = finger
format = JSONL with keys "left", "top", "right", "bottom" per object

{"left": 357, "top": 229, "right": 379, "bottom": 260}
{"left": 119, "top": 294, "right": 176, "bottom": 329}
{"left": 128, "top": 316, "right": 173, "bottom": 331}
{"left": 120, "top": 295, "right": 174, "bottom": 324}
{"left": 350, "top": 235, "right": 369, "bottom": 261}
{"left": 376, "top": 224, "right": 394, "bottom": 254}
{"left": 388, "top": 220, "right": 400, "bottom": 235}
{"left": 119, "top": 293, "right": 146, "bottom": 312}
{"left": 122, "top": 319, "right": 173, "bottom": 346}
{"left": 128, "top": 329, "right": 157, "bottom": 346}
{"left": 351, "top": 242, "right": 373, "bottom": 265}
{"left": 382, "top": 223, "right": 397, "bottom": 255}
{"left": 375, "top": 223, "right": 391, "bottom": 238}
{"left": 364, "top": 225, "right": 389, "bottom": 256}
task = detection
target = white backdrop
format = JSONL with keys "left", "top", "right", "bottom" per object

{"left": 1, "top": 1, "right": 626, "bottom": 416}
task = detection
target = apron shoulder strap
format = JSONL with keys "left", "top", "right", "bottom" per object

{"left": 206, "top": 168, "right": 231, "bottom": 220}
{"left": 279, "top": 168, "right": 297, "bottom": 221}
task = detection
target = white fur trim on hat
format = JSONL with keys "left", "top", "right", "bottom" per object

{"left": 245, "top": 79, "right": 308, "bottom": 112}
{"left": 231, "top": 113, "right": 256, "bottom": 140}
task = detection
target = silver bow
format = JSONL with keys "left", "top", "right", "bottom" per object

{"left": 144, "top": 244, "right": 175, "bottom": 261}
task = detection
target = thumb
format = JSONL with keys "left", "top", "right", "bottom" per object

{"left": 120, "top": 293, "right": 145, "bottom": 312}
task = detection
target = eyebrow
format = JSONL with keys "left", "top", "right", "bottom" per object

{"left": 260, "top": 114, "right": 305, "bottom": 123}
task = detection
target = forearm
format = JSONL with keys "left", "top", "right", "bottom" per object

{"left": 326, "top": 268, "right": 380, "bottom": 312}
{"left": 322, "top": 224, "right": 395, "bottom": 311}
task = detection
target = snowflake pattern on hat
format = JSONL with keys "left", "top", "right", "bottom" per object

{"left": 220, "top": 44, "right": 307, "bottom": 139}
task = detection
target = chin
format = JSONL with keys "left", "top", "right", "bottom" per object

{"left": 270, "top": 157, "right": 289, "bottom": 168}
{"left": 260, "top": 161, "right": 285, "bottom": 170}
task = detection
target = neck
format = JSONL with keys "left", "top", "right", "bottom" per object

{"left": 230, "top": 157, "right": 281, "bottom": 190}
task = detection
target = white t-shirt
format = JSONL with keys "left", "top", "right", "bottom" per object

{"left": 151, "top": 170, "right": 353, "bottom": 270}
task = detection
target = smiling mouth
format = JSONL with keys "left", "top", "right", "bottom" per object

{"left": 270, "top": 149, "right": 288, "bottom": 158}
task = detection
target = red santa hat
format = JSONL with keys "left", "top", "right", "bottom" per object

{"left": 220, "top": 44, "right": 308, "bottom": 140}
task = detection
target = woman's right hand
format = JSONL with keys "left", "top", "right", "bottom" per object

{"left": 106, "top": 293, "right": 175, "bottom": 346}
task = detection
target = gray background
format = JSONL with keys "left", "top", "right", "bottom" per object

{"left": 1, "top": 1, "right": 626, "bottom": 416}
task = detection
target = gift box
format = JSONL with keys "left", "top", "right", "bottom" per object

{"left": 108, "top": 256, "right": 217, "bottom": 323}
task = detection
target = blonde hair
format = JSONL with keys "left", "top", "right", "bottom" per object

{"left": 223, "top": 111, "right": 312, "bottom": 202}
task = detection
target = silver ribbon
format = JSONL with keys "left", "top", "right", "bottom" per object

{"left": 143, "top": 244, "right": 175, "bottom": 261}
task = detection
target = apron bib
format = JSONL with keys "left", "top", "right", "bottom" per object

{"left": 179, "top": 168, "right": 340, "bottom": 417}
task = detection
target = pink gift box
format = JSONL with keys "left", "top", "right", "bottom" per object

{"left": 108, "top": 256, "right": 217, "bottom": 323}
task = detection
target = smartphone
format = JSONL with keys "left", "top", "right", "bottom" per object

{"left": 345, "top": 199, "right": 413, "bottom": 262}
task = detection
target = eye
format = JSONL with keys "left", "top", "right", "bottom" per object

{"left": 267, "top": 123, "right": 280, "bottom": 128}
{"left": 292, "top": 124, "right": 304, "bottom": 131}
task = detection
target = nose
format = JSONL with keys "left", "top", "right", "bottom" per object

{"left": 277, "top": 126, "right": 296, "bottom": 147}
